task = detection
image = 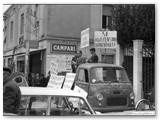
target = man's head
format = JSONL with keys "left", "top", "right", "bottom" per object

{"left": 90, "top": 48, "right": 96, "bottom": 54}
{"left": 3, "top": 67, "right": 12, "bottom": 81}
{"left": 41, "top": 73, "right": 44, "bottom": 78}
{"left": 36, "top": 74, "right": 39, "bottom": 79}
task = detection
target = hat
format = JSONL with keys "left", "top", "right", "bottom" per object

{"left": 3, "top": 67, "right": 12, "bottom": 74}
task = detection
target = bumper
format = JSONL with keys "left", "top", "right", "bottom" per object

{"left": 93, "top": 106, "right": 135, "bottom": 113}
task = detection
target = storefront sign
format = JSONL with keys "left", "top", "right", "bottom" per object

{"left": 81, "top": 28, "right": 89, "bottom": 48}
{"left": 47, "top": 75, "right": 65, "bottom": 89}
{"left": 94, "top": 31, "right": 117, "bottom": 49}
{"left": 62, "top": 73, "right": 76, "bottom": 90}
{"left": 50, "top": 60, "right": 58, "bottom": 75}
{"left": 51, "top": 44, "right": 76, "bottom": 53}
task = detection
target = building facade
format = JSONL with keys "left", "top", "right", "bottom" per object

{"left": 3, "top": 4, "right": 116, "bottom": 76}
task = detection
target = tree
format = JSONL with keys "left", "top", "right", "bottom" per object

{"left": 111, "top": 4, "right": 155, "bottom": 46}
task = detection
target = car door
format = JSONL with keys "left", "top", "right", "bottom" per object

{"left": 75, "top": 69, "right": 89, "bottom": 95}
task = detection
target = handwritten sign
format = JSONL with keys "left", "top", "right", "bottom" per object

{"left": 47, "top": 75, "right": 65, "bottom": 89}
{"left": 81, "top": 28, "right": 89, "bottom": 48}
{"left": 62, "top": 73, "right": 76, "bottom": 90}
{"left": 94, "top": 31, "right": 117, "bottom": 49}
{"left": 50, "top": 60, "right": 58, "bottom": 75}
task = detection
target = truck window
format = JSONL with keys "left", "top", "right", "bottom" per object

{"left": 91, "top": 67, "right": 130, "bottom": 83}
{"left": 77, "top": 69, "right": 89, "bottom": 83}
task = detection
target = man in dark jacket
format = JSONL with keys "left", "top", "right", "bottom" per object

{"left": 88, "top": 48, "right": 98, "bottom": 63}
{"left": 71, "top": 51, "right": 78, "bottom": 73}
{"left": 3, "top": 67, "right": 21, "bottom": 115}
{"left": 38, "top": 73, "right": 48, "bottom": 87}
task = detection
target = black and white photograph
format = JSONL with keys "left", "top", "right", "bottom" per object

{"left": 2, "top": 2, "right": 156, "bottom": 118}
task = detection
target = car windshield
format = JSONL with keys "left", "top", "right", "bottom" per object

{"left": 90, "top": 67, "right": 130, "bottom": 83}
{"left": 20, "top": 95, "right": 93, "bottom": 116}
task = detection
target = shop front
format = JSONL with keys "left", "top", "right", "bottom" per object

{"left": 46, "top": 41, "right": 78, "bottom": 76}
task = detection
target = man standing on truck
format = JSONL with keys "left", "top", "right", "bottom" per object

{"left": 87, "top": 48, "right": 98, "bottom": 63}
{"left": 71, "top": 51, "right": 79, "bottom": 73}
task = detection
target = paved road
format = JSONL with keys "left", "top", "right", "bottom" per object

{"left": 102, "top": 110, "right": 155, "bottom": 115}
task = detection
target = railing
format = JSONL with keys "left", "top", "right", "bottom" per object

{"left": 142, "top": 44, "right": 155, "bottom": 103}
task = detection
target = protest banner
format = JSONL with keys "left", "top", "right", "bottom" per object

{"left": 81, "top": 28, "right": 89, "bottom": 49}
{"left": 47, "top": 74, "right": 65, "bottom": 89}
{"left": 50, "top": 60, "right": 58, "bottom": 75}
{"left": 94, "top": 31, "right": 117, "bottom": 49}
{"left": 62, "top": 73, "right": 76, "bottom": 90}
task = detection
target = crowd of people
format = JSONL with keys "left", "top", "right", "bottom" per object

{"left": 27, "top": 71, "right": 51, "bottom": 87}
{"left": 3, "top": 47, "right": 98, "bottom": 115}
{"left": 71, "top": 47, "right": 98, "bottom": 73}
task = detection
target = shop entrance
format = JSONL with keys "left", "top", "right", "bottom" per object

{"left": 29, "top": 52, "right": 41, "bottom": 75}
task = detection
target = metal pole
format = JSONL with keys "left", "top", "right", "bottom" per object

{"left": 25, "top": 5, "right": 31, "bottom": 75}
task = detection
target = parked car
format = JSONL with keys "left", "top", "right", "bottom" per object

{"left": 19, "top": 87, "right": 99, "bottom": 116}
{"left": 102, "top": 99, "right": 155, "bottom": 115}
{"left": 74, "top": 63, "right": 135, "bottom": 113}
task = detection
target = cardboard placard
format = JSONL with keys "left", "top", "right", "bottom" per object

{"left": 62, "top": 73, "right": 76, "bottom": 90}
{"left": 47, "top": 74, "right": 65, "bottom": 89}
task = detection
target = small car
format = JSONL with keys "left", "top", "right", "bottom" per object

{"left": 103, "top": 99, "right": 155, "bottom": 115}
{"left": 74, "top": 63, "right": 135, "bottom": 113}
{"left": 19, "top": 87, "right": 99, "bottom": 116}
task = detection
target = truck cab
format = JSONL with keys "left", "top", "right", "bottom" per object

{"left": 74, "top": 63, "right": 135, "bottom": 113}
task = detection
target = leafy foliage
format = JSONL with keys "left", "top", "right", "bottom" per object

{"left": 111, "top": 4, "right": 155, "bottom": 46}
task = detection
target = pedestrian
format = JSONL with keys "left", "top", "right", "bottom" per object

{"left": 71, "top": 51, "right": 79, "bottom": 73}
{"left": 3, "top": 67, "right": 21, "bottom": 115}
{"left": 46, "top": 71, "right": 51, "bottom": 80}
{"left": 76, "top": 50, "right": 86, "bottom": 68}
{"left": 32, "top": 73, "right": 40, "bottom": 86}
{"left": 46, "top": 71, "right": 51, "bottom": 87}
{"left": 87, "top": 48, "right": 98, "bottom": 63}
{"left": 27, "top": 73, "right": 32, "bottom": 86}
{"left": 39, "top": 73, "right": 48, "bottom": 87}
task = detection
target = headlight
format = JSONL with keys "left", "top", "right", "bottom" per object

{"left": 97, "top": 94, "right": 103, "bottom": 101}
{"left": 130, "top": 92, "right": 135, "bottom": 100}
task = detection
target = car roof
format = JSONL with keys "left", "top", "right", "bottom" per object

{"left": 78, "top": 63, "right": 123, "bottom": 70}
{"left": 20, "top": 87, "right": 86, "bottom": 98}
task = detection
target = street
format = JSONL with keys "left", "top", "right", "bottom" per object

{"left": 101, "top": 110, "right": 155, "bottom": 115}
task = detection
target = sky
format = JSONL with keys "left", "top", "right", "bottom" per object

{"left": 3, "top": 5, "right": 11, "bottom": 13}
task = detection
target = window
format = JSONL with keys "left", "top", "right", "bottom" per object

{"left": 8, "top": 58, "right": 12, "bottom": 67}
{"left": 20, "top": 96, "right": 92, "bottom": 116}
{"left": 101, "top": 55, "right": 114, "bottom": 64}
{"left": 102, "top": 15, "right": 112, "bottom": 30}
{"left": 20, "top": 14, "right": 24, "bottom": 35}
{"left": 10, "top": 21, "right": 13, "bottom": 41}
{"left": 4, "top": 37, "right": 7, "bottom": 44}
{"left": 77, "top": 69, "right": 89, "bottom": 83}
{"left": 3, "top": 59, "right": 6, "bottom": 66}
{"left": 3, "top": 26, "right": 7, "bottom": 33}
{"left": 17, "top": 60, "right": 25, "bottom": 73}
{"left": 90, "top": 67, "right": 130, "bottom": 83}
{"left": 34, "top": 5, "right": 39, "bottom": 36}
